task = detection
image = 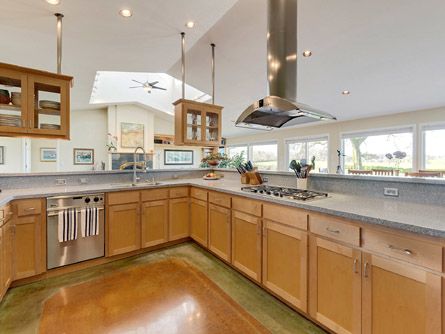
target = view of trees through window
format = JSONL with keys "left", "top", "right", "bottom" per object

{"left": 287, "top": 138, "right": 328, "bottom": 171}
{"left": 343, "top": 131, "right": 413, "bottom": 172}
{"left": 424, "top": 128, "right": 445, "bottom": 169}
{"left": 227, "top": 146, "right": 248, "bottom": 160}
{"left": 251, "top": 143, "right": 278, "bottom": 171}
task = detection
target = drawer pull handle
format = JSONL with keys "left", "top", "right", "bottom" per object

{"left": 25, "top": 207, "right": 36, "bottom": 211}
{"left": 326, "top": 227, "right": 340, "bottom": 234}
{"left": 388, "top": 244, "right": 413, "bottom": 256}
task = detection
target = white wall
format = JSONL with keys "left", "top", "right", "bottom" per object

{"left": 226, "top": 106, "right": 445, "bottom": 172}
{"left": 31, "top": 138, "right": 57, "bottom": 173}
{"left": 154, "top": 144, "right": 203, "bottom": 169}
{"left": 0, "top": 137, "right": 25, "bottom": 173}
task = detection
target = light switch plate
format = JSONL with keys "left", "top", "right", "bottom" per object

{"left": 384, "top": 187, "right": 399, "bottom": 197}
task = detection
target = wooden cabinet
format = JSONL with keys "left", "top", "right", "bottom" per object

{"left": 362, "top": 253, "right": 442, "bottom": 334}
{"left": 169, "top": 197, "right": 189, "bottom": 241}
{"left": 107, "top": 202, "right": 141, "bottom": 256}
{"left": 0, "top": 62, "right": 72, "bottom": 139}
{"left": 309, "top": 236, "right": 362, "bottom": 334}
{"left": 1, "top": 206, "right": 14, "bottom": 301}
{"left": 208, "top": 204, "right": 231, "bottom": 261}
{"left": 190, "top": 198, "right": 208, "bottom": 247}
{"left": 263, "top": 220, "right": 308, "bottom": 312}
{"left": 231, "top": 210, "right": 262, "bottom": 282}
{"left": 141, "top": 200, "right": 169, "bottom": 248}
{"left": 13, "top": 199, "right": 45, "bottom": 280}
{"left": 173, "top": 99, "right": 223, "bottom": 147}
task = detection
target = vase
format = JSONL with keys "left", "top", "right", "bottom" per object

{"left": 297, "top": 178, "right": 308, "bottom": 190}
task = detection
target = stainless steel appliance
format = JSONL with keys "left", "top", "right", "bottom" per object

{"left": 241, "top": 185, "right": 328, "bottom": 201}
{"left": 47, "top": 194, "right": 105, "bottom": 269}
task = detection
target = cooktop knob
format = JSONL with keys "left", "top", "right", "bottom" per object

{"left": 93, "top": 197, "right": 99, "bottom": 202}
{"left": 85, "top": 197, "right": 91, "bottom": 203}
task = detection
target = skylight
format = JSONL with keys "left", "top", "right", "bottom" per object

{"left": 89, "top": 71, "right": 211, "bottom": 115}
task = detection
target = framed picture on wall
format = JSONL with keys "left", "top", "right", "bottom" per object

{"left": 40, "top": 148, "right": 57, "bottom": 162}
{"left": 0, "top": 146, "right": 4, "bottom": 165}
{"left": 73, "top": 148, "right": 94, "bottom": 165}
{"left": 164, "top": 149, "right": 194, "bottom": 165}
{"left": 121, "top": 122, "right": 144, "bottom": 148}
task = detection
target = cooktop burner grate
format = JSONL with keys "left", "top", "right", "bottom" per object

{"left": 241, "top": 185, "right": 328, "bottom": 201}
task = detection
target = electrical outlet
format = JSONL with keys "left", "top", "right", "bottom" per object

{"left": 79, "top": 178, "right": 88, "bottom": 184}
{"left": 55, "top": 178, "right": 67, "bottom": 186}
{"left": 262, "top": 176, "right": 269, "bottom": 183}
{"left": 384, "top": 187, "right": 399, "bottom": 197}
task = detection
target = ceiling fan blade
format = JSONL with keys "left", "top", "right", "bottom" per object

{"left": 152, "top": 86, "right": 167, "bottom": 90}
{"left": 149, "top": 81, "right": 159, "bottom": 86}
{"left": 132, "top": 79, "right": 144, "bottom": 85}
{"left": 129, "top": 86, "right": 142, "bottom": 88}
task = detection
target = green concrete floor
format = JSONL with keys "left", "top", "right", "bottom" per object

{"left": 0, "top": 242, "right": 326, "bottom": 334}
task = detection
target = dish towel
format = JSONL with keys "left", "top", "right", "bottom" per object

{"left": 80, "top": 207, "right": 99, "bottom": 237}
{"left": 58, "top": 208, "right": 78, "bottom": 243}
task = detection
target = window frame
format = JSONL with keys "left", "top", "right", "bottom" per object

{"left": 420, "top": 122, "right": 445, "bottom": 170}
{"left": 285, "top": 134, "right": 330, "bottom": 171}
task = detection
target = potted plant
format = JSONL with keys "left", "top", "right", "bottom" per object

{"left": 201, "top": 152, "right": 228, "bottom": 167}
{"left": 385, "top": 151, "right": 407, "bottom": 175}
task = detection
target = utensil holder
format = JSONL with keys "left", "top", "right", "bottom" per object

{"left": 297, "top": 178, "right": 308, "bottom": 190}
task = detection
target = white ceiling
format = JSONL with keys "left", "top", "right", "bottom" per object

{"left": 2, "top": 0, "right": 445, "bottom": 138}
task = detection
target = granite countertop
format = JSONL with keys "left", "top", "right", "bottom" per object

{"left": 1, "top": 178, "right": 444, "bottom": 239}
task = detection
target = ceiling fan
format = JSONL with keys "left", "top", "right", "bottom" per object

{"left": 129, "top": 80, "right": 167, "bottom": 93}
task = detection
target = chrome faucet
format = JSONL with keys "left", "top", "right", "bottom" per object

{"left": 133, "top": 146, "right": 146, "bottom": 185}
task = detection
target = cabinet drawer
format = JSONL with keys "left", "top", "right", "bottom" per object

{"left": 263, "top": 203, "right": 308, "bottom": 230}
{"left": 107, "top": 191, "right": 140, "bottom": 205}
{"left": 16, "top": 199, "right": 42, "bottom": 217}
{"left": 191, "top": 188, "right": 208, "bottom": 201}
{"left": 209, "top": 192, "right": 231, "bottom": 208}
{"left": 141, "top": 188, "right": 169, "bottom": 202}
{"left": 169, "top": 187, "right": 189, "bottom": 198}
{"left": 362, "top": 228, "right": 443, "bottom": 272}
{"left": 232, "top": 197, "right": 261, "bottom": 216}
{"left": 309, "top": 214, "right": 360, "bottom": 247}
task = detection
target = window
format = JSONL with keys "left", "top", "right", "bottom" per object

{"left": 422, "top": 125, "right": 445, "bottom": 170}
{"left": 227, "top": 145, "right": 248, "bottom": 160}
{"left": 286, "top": 137, "right": 328, "bottom": 172}
{"left": 251, "top": 142, "right": 278, "bottom": 171}
{"left": 342, "top": 127, "right": 414, "bottom": 173}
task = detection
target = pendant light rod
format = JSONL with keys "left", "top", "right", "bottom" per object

{"left": 211, "top": 43, "right": 215, "bottom": 104}
{"left": 55, "top": 13, "right": 64, "bottom": 74}
{"left": 181, "top": 32, "right": 186, "bottom": 99}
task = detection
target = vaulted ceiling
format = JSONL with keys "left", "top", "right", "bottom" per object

{"left": 2, "top": 0, "right": 445, "bottom": 138}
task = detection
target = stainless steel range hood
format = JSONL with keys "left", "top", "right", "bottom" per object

{"left": 236, "top": 0, "right": 336, "bottom": 130}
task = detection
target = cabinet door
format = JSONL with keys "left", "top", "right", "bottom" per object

{"left": 3, "top": 221, "right": 13, "bottom": 289}
{"left": 309, "top": 236, "right": 362, "bottom": 334}
{"left": 184, "top": 105, "right": 204, "bottom": 144}
{"left": 190, "top": 198, "right": 208, "bottom": 247}
{"left": 107, "top": 203, "right": 141, "bottom": 256}
{"left": 14, "top": 215, "right": 43, "bottom": 280}
{"left": 362, "top": 253, "right": 442, "bottom": 334}
{"left": 208, "top": 204, "right": 231, "bottom": 261}
{"left": 141, "top": 200, "right": 168, "bottom": 248}
{"left": 169, "top": 198, "right": 189, "bottom": 241}
{"left": 231, "top": 210, "right": 262, "bottom": 282}
{"left": 27, "top": 74, "right": 70, "bottom": 139}
{"left": 263, "top": 220, "right": 307, "bottom": 312}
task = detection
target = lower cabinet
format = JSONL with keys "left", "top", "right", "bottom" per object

{"left": 169, "top": 197, "right": 189, "bottom": 241}
{"left": 141, "top": 199, "right": 169, "bottom": 248}
{"left": 2, "top": 220, "right": 13, "bottom": 290}
{"left": 263, "top": 220, "right": 308, "bottom": 312}
{"left": 190, "top": 198, "right": 208, "bottom": 247}
{"left": 208, "top": 204, "right": 231, "bottom": 261}
{"left": 231, "top": 210, "right": 262, "bottom": 282}
{"left": 362, "top": 253, "right": 442, "bottom": 334}
{"left": 309, "top": 236, "right": 362, "bottom": 334}
{"left": 107, "top": 203, "right": 141, "bottom": 256}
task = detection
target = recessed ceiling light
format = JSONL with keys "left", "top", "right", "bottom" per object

{"left": 46, "top": 0, "right": 60, "bottom": 5}
{"left": 302, "top": 50, "right": 312, "bottom": 57}
{"left": 119, "top": 9, "right": 132, "bottom": 18}
{"left": 185, "top": 21, "right": 195, "bottom": 28}
{"left": 342, "top": 90, "right": 351, "bottom": 95}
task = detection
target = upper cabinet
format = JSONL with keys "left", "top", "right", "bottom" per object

{"left": 173, "top": 99, "right": 223, "bottom": 147}
{"left": 0, "top": 62, "right": 72, "bottom": 139}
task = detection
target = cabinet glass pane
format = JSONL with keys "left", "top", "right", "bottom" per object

{"left": 0, "top": 75, "right": 24, "bottom": 128}
{"left": 206, "top": 112, "right": 219, "bottom": 142}
{"left": 186, "top": 109, "right": 201, "bottom": 141}
{"left": 32, "top": 82, "right": 61, "bottom": 131}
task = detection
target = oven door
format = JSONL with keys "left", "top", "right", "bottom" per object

{"left": 47, "top": 208, "right": 105, "bottom": 269}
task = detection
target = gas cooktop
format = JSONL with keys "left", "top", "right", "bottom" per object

{"left": 241, "top": 185, "right": 328, "bottom": 201}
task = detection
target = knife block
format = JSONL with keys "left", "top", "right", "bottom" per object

{"left": 240, "top": 174, "right": 250, "bottom": 184}
{"left": 247, "top": 171, "right": 263, "bottom": 185}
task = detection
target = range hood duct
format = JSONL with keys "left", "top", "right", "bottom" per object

{"left": 236, "top": 0, "right": 336, "bottom": 130}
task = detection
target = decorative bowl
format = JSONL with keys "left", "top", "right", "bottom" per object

{"left": 0, "top": 89, "right": 10, "bottom": 104}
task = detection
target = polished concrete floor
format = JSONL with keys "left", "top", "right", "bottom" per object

{"left": 0, "top": 243, "right": 326, "bottom": 334}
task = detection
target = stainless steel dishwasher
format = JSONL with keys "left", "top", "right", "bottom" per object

{"left": 47, "top": 194, "right": 105, "bottom": 269}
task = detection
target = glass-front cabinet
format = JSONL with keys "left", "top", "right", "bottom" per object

{"left": 0, "top": 62, "right": 72, "bottom": 139}
{"left": 174, "top": 99, "right": 223, "bottom": 147}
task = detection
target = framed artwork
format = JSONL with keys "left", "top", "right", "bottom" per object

{"left": 164, "top": 149, "right": 194, "bottom": 165}
{"left": 121, "top": 122, "right": 144, "bottom": 148}
{"left": 40, "top": 148, "right": 57, "bottom": 162}
{"left": 73, "top": 148, "right": 94, "bottom": 165}
{"left": 0, "top": 146, "right": 4, "bottom": 165}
